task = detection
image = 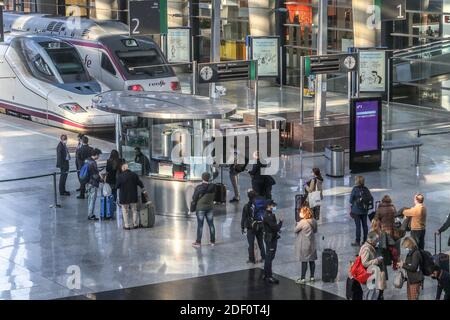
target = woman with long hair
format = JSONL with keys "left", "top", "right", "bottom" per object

{"left": 305, "top": 168, "right": 323, "bottom": 220}
{"left": 295, "top": 206, "right": 318, "bottom": 284}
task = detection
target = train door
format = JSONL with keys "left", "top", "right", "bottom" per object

{"left": 100, "top": 51, "right": 122, "bottom": 90}
{"left": 78, "top": 45, "right": 102, "bottom": 84}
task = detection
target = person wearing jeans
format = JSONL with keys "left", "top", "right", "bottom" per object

{"left": 85, "top": 148, "right": 102, "bottom": 221}
{"left": 349, "top": 176, "right": 373, "bottom": 247}
{"left": 192, "top": 172, "right": 216, "bottom": 248}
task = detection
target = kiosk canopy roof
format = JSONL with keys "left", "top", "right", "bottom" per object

{"left": 93, "top": 91, "right": 237, "bottom": 120}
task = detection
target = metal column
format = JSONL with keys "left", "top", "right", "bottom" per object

{"left": 0, "top": 5, "right": 4, "bottom": 43}
{"left": 314, "top": 0, "right": 327, "bottom": 122}
{"left": 209, "top": 0, "right": 221, "bottom": 98}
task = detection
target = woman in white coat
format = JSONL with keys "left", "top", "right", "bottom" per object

{"left": 295, "top": 206, "right": 318, "bottom": 284}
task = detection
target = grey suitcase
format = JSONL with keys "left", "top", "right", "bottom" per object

{"left": 139, "top": 202, "right": 156, "bottom": 228}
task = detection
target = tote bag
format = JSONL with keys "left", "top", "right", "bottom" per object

{"left": 308, "top": 179, "right": 322, "bottom": 208}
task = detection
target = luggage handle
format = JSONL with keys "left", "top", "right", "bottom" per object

{"left": 435, "top": 232, "right": 442, "bottom": 255}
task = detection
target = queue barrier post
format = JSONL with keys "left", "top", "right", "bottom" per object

{"left": 52, "top": 172, "right": 61, "bottom": 208}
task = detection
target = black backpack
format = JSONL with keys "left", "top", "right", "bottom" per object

{"left": 356, "top": 187, "right": 373, "bottom": 211}
{"left": 419, "top": 249, "right": 436, "bottom": 276}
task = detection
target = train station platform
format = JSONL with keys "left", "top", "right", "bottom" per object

{"left": 1, "top": 84, "right": 450, "bottom": 300}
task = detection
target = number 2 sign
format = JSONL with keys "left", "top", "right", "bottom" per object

{"left": 128, "top": 0, "right": 168, "bottom": 35}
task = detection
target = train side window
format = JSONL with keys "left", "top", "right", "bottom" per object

{"left": 101, "top": 53, "right": 116, "bottom": 76}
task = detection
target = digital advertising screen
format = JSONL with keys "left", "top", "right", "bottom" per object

{"left": 354, "top": 99, "right": 379, "bottom": 152}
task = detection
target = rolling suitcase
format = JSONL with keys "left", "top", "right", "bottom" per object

{"left": 434, "top": 233, "right": 449, "bottom": 272}
{"left": 294, "top": 194, "right": 307, "bottom": 222}
{"left": 139, "top": 201, "right": 156, "bottom": 228}
{"left": 214, "top": 166, "right": 226, "bottom": 204}
{"left": 322, "top": 248, "right": 339, "bottom": 282}
{"left": 100, "top": 195, "right": 115, "bottom": 219}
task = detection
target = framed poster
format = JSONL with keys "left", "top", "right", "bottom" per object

{"left": 249, "top": 36, "right": 280, "bottom": 77}
{"left": 359, "top": 50, "right": 386, "bottom": 93}
{"left": 167, "top": 27, "right": 191, "bottom": 63}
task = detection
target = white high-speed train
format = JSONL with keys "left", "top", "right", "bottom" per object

{"left": 0, "top": 34, "right": 115, "bottom": 132}
{"left": 3, "top": 12, "right": 181, "bottom": 92}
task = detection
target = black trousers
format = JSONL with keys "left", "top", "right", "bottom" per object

{"left": 247, "top": 229, "right": 266, "bottom": 262}
{"left": 59, "top": 165, "right": 69, "bottom": 194}
{"left": 411, "top": 229, "right": 426, "bottom": 250}
{"left": 264, "top": 238, "right": 278, "bottom": 278}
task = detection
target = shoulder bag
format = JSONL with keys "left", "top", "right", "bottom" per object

{"left": 308, "top": 179, "right": 322, "bottom": 208}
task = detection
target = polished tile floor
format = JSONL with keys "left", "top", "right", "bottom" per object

{"left": 1, "top": 91, "right": 450, "bottom": 300}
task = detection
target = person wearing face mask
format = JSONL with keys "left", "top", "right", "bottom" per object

{"left": 294, "top": 206, "right": 318, "bottom": 284}
{"left": 358, "top": 231, "right": 385, "bottom": 299}
{"left": 431, "top": 265, "right": 450, "bottom": 300}
{"left": 56, "top": 134, "right": 71, "bottom": 196}
{"left": 262, "top": 200, "right": 283, "bottom": 284}
{"left": 398, "top": 237, "right": 423, "bottom": 300}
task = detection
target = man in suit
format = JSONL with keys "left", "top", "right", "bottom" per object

{"left": 76, "top": 135, "right": 93, "bottom": 199}
{"left": 56, "top": 134, "right": 70, "bottom": 196}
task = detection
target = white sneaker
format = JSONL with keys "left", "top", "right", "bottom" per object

{"left": 310, "top": 277, "right": 315, "bottom": 282}
{"left": 295, "top": 278, "right": 306, "bottom": 284}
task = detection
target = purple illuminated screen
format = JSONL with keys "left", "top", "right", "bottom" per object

{"left": 355, "top": 100, "right": 379, "bottom": 153}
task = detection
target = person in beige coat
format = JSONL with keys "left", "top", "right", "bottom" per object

{"left": 305, "top": 168, "right": 324, "bottom": 220}
{"left": 295, "top": 207, "right": 318, "bottom": 284}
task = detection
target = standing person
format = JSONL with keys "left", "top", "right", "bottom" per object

{"left": 191, "top": 172, "right": 216, "bottom": 248}
{"left": 358, "top": 231, "right": 385, "bottom": 299}
{"left": 229, "top": 150, "right": 248, "bottom": 203}
{"left": 398, "top": 237, "right": 424, "bottom": 300}
{"left": 304, "top": 168, "right": 323, "bottom": 220}
{"left": 263, "top": 200, "right": 283, "bottom": 284}
{"left": 105, "top": 150, "right": 120, "bottom": 202}
{"left": 75, "top": 133, "right": 84, "bottom": 192}
{"left": 295, "top": 206, "right": 318, "bottom": 284}
{"left": 134, "top": 147, "right": 150, "bottom": 176}
{"left": 116, "top": 160, "right": 145, "bottom": 230}
{"left": 241, "top": 189, "right": 265, "bottom": 264}
{"left": 436, "top": 212, "right": 450, "bottom": 247}
{"left": 85, "top": 148, "right": 102, "bottom": 221}
{"left": 431, "top": 265, "right": 450, "bottom": 300}
{"left": 76, "top": 136, "right": 93, "bottom": 199}
{"left": 56, "top": 134, "right": 70, "bottom": 196}
{"left": 349, "top": 176, "right": 374, "bottom": 247}
{"left": 248, "top": 152, "right": 275, "bottom": 199}
{"left": 402, "top": 194, "right": 427, "bottom": 250}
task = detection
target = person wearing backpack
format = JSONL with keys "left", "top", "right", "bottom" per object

{"left": 304, "top": 168, "right": 323, "bottom": 220}
{"left": 294, "top": 206, "right": 318, "bottom": 284}
{"left": 76, "top": 136, "right": 93, "bottom": 199}
{"left": 263, "top": 200, "right": 283, "bottom": 284}
{"left": 431, "top": 265, "right": 450, "bottom": 300}
{"left": 398, "top": 237, "right": 424, "bottom": 300}
{"left": 241, "top": 189, "right": 265, "bottom": 264}
{"left": 84, "top": 148, "right": 102, "bottom": 221}
{"left": 191, "top": 172, "right": 217, "bottom": 248}
{"left": 349, "top": 176, "right": 374, "bottom": 247}
{"left": 402, "top": 194, "right": 427, "bottom": 250}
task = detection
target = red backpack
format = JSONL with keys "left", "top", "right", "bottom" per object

{"left": 350, "top": 256, "right": 371, "bottom": 284}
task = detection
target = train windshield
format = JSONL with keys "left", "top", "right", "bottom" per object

{"left": 117, "top": 49, "right": 172, "bottom": 78}
{"left": 42, "top": 44, "right": 91, "bottom": 83}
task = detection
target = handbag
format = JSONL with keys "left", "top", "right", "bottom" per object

{"left": 141, "top": 191, "right": 150, "bottom": 205}
{"left": 394, "top": 269, "right": 406, "bottom": 289}
{"left": 350, "top": 256, "right": 371, "bottom": 284}
{"left": 102, "top": 183, "right": 112, "bottom": 197}
{"left": 308, "top": 179, "right": 322, "bottom": 208}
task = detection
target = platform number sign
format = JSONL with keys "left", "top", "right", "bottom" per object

{"left": 128, "top": 0, "right": 168, "bottom": 36}
{"left": 381, "top": 0, "right": 406, "bottom": 21}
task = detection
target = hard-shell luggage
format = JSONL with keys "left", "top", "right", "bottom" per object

{"left": 294, "top": 194, "right": 307, "bottom": 222}
{"left": 100, "top": 195, "right": 115, "bottom": 219}
{"left": 346, "top": 277, "right": 363, "bottom": 300}
{"left": 368, "top": 201, "right": 380, "bottom": 222}
{"left": 434, "top": 233, "right": 450, "bottom": 272}
{"left": 139, "top": 201, "right": 156, "bottom": 228}
{"left": 214, "top": 183, "right": 227, "bottom": 204}
{"left": 322, "top": 248, "right": 339, "bottom": 282}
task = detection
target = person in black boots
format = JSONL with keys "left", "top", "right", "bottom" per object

{"left": 76, "top": 135, "right": 93, "bottom": 199}
{"left": 241, "top": 189, "right": 266, "bottom": 264}
{"left": 249, "top": 152, "right": 275, "bottom": 199}
{"left": 56, "top": 134, "right": 70, "bottom": 196}
{"left": 263, "top": 200, "right": 283, "bottom": 284}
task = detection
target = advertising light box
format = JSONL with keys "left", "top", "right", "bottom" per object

{"left": 359, "top": 50, "right": 386, "bottom": 93}
{"left": 249, "top": 37, "right": 280, "bottom": 77}
{"left": 167, "top": 27, "right": 191, "bottom": 63}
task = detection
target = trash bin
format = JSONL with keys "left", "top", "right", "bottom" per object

{"left": 324, "top": 145, "right": 345, "bottom": 177}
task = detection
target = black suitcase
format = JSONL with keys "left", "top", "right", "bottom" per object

{"left": 434, "top": 233, "right": 450, "bottom": 272}
{"left": 346, "top": 277, "right": 363, "bottom": 300}
{"left": 294, "top": 194, "right": 307, "bottom": 222}
{"left": 322, "top": 248, "right": 339, "bottom": 282}
{"left": 214, "top": 183, "right": 226, "bottom": 204}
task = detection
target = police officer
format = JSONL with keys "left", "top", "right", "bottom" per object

{"left": 262, "top": 200, "right": 283, "bottom": 284}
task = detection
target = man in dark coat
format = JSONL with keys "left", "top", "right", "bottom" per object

{"left": 248, "top": 152, "right": 275, "bottom": 199}
{"left": 436, "top": 213, "right": 450, "bottom": 247}
{"left": 263, "top": 200, "right": 283, "bottom": 284}
{"left": 116, "top": 160, "right": 145, "bottom": 230}
{"left": 56, "top": 134, "right": 70, "bottom": 196}
{"left": 134, "top": 147, "right": 150, "bottom": 176}
{"left": 76, "top": 136, "right": 93, "bottom": 199}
